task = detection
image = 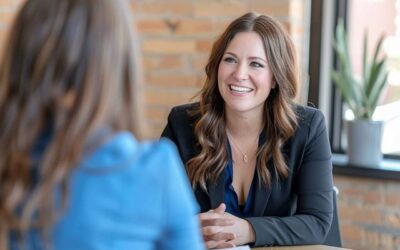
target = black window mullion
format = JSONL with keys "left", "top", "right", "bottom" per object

{"left": 331, "top": 0, "right": 348, "bottom": 153}
{"left": 307, "top": 0, "right": 323, "bottom": 109}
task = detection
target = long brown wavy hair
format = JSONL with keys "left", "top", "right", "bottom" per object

{"left": 0, "top": 0, "right": 140, "bottom": 248}
{"left": 187, "top": 12, "right": 299, "bottom": 191}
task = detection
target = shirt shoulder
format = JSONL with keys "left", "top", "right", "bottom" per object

{"left": 295, "top": 105, "right": 325, "bottom": 127}
{"left": 54, "top": 133, "right": 200, "bottom": 249}
{"left": 78, "top": 132, "right": 182, "bottom": 174}
{"left": 167, "top": 102, "right": 199, "bottom": 123}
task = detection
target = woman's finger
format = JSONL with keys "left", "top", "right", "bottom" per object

{"left": 201, "top": 217, "right": 235, "bottom": 227}
{"left": 201, "top": 226, "right": 222, "bottom": 236}
{"left": 213, "top": 241, "right": 236, "bottom": 249}
{"left": 199, "top": 211, "right": 224, "bottom": 221}
{"left": 205, "top": 239, "right": 235, "bottom": 249}
{"left": 203, "top": 232, "right": 236, "bottom": 242}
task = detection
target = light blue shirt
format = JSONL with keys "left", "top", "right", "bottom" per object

{"left": 15, "top": 131, "right": 204, "bottom": 250}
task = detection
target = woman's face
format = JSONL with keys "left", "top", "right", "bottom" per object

{"left": 217, "top": 31, "right": 275, "bottom": 117}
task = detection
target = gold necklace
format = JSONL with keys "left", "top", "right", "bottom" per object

{"left": 226, "top": 130, "right": 251, "bottom": 163}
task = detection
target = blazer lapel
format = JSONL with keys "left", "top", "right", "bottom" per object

{"left": 207, "top": 173, "right": 225, "bottom": 209}
{"left": 251, "top": 174, "right": 272, "bottom": 216}
{"left": 252, "top": 128, "right": 272, "bottom": 216}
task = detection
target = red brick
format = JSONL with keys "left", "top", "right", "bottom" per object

{"left": 341, "top": 223, "right": 362, "bottom": 242}
{"left": 335, "top": 175, "right": 383, "bottom": 191}
{"left": 249, "top": 0, "right": 290, "bottom": 17}
{"left": 364, "top": 191, "right": 383, "bottom": 204}
{"left": 142, "top": 39, "right": 196, "bottom": 54}
{"left": 158, "top": 56, "right": 185, "bottom": 69}
{"left": 358, "top": 177, "right": 383, "bottom": 187}
{"left": 333, "top": 175, "right": 353, "bottom": 187}
{"left": 130, "top": 1, "right": 139, "bottom": 12}
{"left": 385, "top": 192, "right": 400, "bottom": 208}
{"left": 143, "top": 55, "right": 186, "bottom": 71}
{"left": 341, "top": 187, "right": 383, "bottom": 205}
{"left": 339, "top": 204, "right": 382, "bottom": 224}
{"left": 142, "top": 123, "right": 164, "bottom": 140}
{"left": 145, "top": 106, "right": 169, "bottom": 124}
{"left": 379, "top": 233, "right": 394, "bottom": 249}
{"left": 146, "top": 73, "right": 198, "bottom": 88}
{"left": 144, "top": 88, "right": 197, "bottom": 106}
{"left": 195, "top": 74, "right": 207, "bottom": 88}
{"left": 213, "top": 20, "right": 232, "bottom": 34}
{"left": 142, "top": 58, "right": 160, "bottom": 71}
{"left": 137, "top": 20, "right": 170, "bottom": 35}
{"left": 191, "top": 54, "right": 209, "bottom": 71}
{"left": 140, "top": 2, "right": 193, "bottom": 16}
{"left": 196, "top": 40, "right": 214, "bottom": 53}
{"left": 176, "top": 19, "right": 213, "bottom": 36}
{"left": 194, "top": 1, "right": 246, "bottom": 17}
{"left": 364, "top": 230, "right": 380, "bottom": 249}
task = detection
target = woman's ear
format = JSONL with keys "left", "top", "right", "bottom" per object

{"left": 272, "top": 78, "right": 277, "bottom": 89}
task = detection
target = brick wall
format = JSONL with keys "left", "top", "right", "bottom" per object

{"left": 334, "top": 175, "right": 400, "bottom": 250}
{"left": 0, "top": 0, "right": 307, "bottom": 139}
{"left": 132, "top": 0, "right": 308, "bottom": 138}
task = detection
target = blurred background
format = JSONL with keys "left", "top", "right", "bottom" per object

{"left": 1, "top": 0, "right": 399, "bottom": 249}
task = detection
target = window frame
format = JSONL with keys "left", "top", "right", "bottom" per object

{"left": 308, "top": 0, "right": 400, "bottom": 170}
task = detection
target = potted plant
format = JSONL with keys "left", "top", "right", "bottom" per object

{"left": 331, "top": 19, "right": 389, "bottom": 167}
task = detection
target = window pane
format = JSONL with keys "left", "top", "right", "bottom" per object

{"left": 347, "top": 0, "right": 400, "bottom": 156}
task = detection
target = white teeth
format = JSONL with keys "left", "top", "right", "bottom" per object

{"left": 230, "top": 85, "right": 252, "bottom": 93}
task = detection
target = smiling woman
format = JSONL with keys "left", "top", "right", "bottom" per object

{"left": 218, "top": 32, "right": 275, "bottom": 115}
{"left": 162, "top": 12, "right": 334, "bottom": 248}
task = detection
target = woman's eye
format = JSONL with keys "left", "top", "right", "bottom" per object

{"left": 223, "top": 57, "right": 236, "bottom": 63}
{"left": 250, "top": 61, "right": 264, "bottom": 68}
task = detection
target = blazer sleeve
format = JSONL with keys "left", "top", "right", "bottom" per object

{"left": 161, "top": 107, "right": 178, "bottom": 143}
{"left": 247, "top": 109, "right": 334, "bottom": 246}
{"left": 161, "top": 104, "right": 198, "bottom": 164}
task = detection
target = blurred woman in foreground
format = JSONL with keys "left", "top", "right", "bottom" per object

{"left": 0, "top": 0, "right": 203, "bottom": 249}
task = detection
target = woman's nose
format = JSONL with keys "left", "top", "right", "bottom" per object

{"left": 233, "top": 63, "right": 248, "bottom": 81}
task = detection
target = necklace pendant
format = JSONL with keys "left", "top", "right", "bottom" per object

{"left": 243, "top": 154, "right": 248, "bottom": 163}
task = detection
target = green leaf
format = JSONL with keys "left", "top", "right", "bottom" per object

{"left": 366, "top": 35, "right": 386, "bottom": 97}
{"left": 367, "top": 60, "right": 385, "bottom": 97}
{"left": 362, "top": 32, "right": 369, "bottom": 91}
{"left": 331, "top": 18, "right": 389, "bottom": 120}
{"left": 368, "top": 72, "right": 388, "bottom": 116}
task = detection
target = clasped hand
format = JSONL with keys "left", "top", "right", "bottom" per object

{"left": 199, "top": 203, "right": 255, "bottom": 249}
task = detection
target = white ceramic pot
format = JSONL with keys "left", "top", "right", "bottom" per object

{"left": 347, "top": 120, "right": 383, "bottom": 167}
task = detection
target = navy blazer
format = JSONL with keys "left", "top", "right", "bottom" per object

{"left": 161, "top": 102, "right": 333, "bottom": 247}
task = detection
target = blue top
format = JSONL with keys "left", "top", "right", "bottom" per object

{"left": 224, "top": 142, "right": 255, "bottom": 218}
{"left": 12, "top": 131, "right": 204, "bottom": 250}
